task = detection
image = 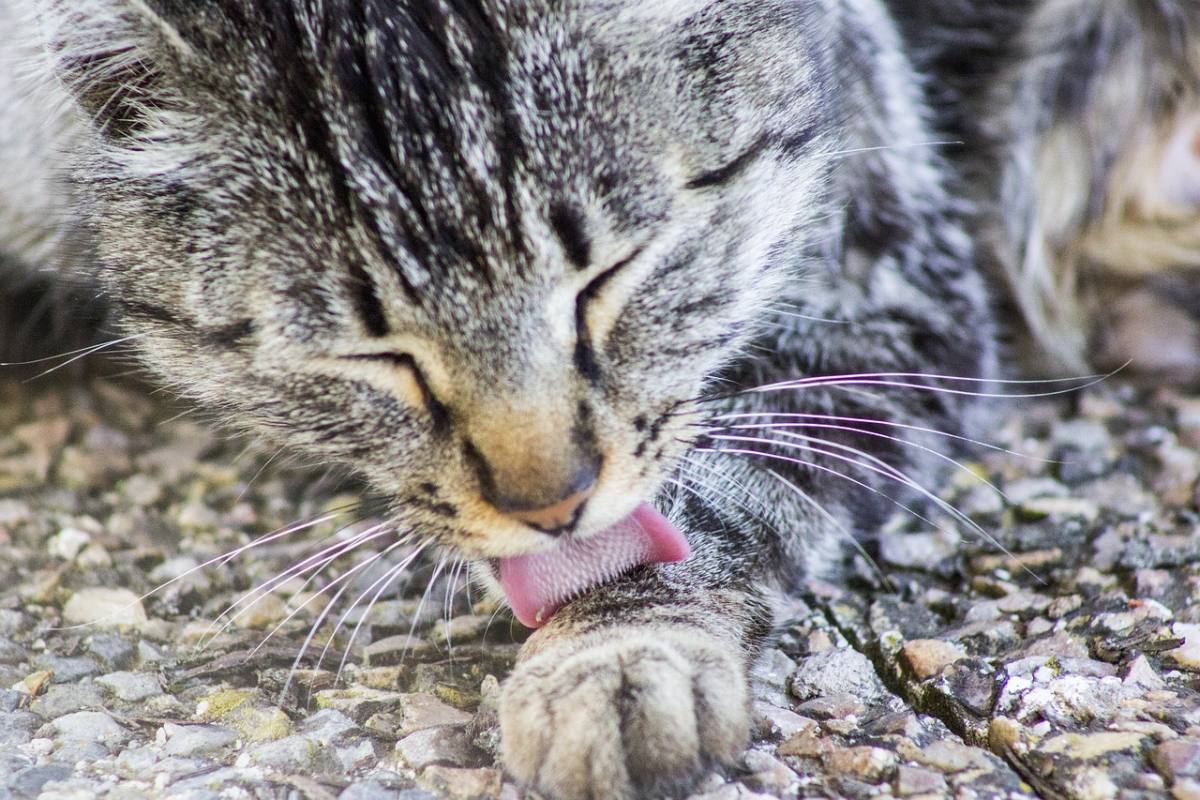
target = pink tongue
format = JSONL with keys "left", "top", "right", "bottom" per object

{"left": 498, "top": 503, "right": 690, "bottom": 628}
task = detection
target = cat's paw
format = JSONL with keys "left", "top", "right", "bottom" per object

{"left": 499, "top": 627, "right": 749, "bottom": 800}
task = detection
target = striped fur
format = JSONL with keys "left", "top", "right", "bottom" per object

{"left": 6, "top": 1, "right": 1189, "bottom": 797}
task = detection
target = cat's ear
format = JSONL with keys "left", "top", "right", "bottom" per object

{"left": 34, "top": 0, "right": 195, "bottom": 139}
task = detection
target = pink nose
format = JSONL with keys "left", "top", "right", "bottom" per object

{"left": 504, "top": 486, "right": 596, "bottom": 532}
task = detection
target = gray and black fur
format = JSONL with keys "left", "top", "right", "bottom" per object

{"left": 891, "top": 0, "right": 1200, "bottom": 376}
{"left": 2, "top": 0, "right": 1189, "bottom": 798}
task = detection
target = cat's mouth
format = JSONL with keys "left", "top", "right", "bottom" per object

{"left": 496, "top": 503, "right": 691, "bottom": 628}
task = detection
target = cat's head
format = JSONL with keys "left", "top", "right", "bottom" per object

{"left": 36, "top": 0, "right": 833, "bottom": 559}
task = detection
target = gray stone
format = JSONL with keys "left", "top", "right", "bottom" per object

{"left": 395, "top": 727, "right": 486, "bottom": 770}
{"left": 428, "top": 615, "right": 492, "bottom": 646}
{"left": 166, "top": 767, "right": 244, "bottom": 796}
{"left": 0, "top": 691, "right": 22, "bottom": 713}
{"left": 794, "top": 693, "right": 866, "bottom": 720}
{"left": 340, "top": 783, "right": 414, "bottom": 800}
{"left": 84, "top": 634, "right": 136, "bottom": 671}
{"left": 1124, "top": 655, "right": 1166, "bottom": 691}
{"left": 1152, "top": 739, "right": 1200, "bottom": 781}
{"left": 315, "top": 688, "right": 409, "bottom": 723}
{"left": 880, "top": 529, "right": 960, "bottom": 568}
{"left": 750, "top": 649, "right": 797, "bottom": 707}
{"left": 363, "top": 635, "right": 428, "bottom": 667}
{"left": 0, "top": 710, "right": 38, "bottom": 748}
{"left": 0, "top": 611, "right": 31, "bottom": 637}
{"left": 939, "top": 660, "right": 998, "bottom": 717}
{"left": 753, "top": 702, "right": 813, "bottom": 741}
{"left": 38, "top": 777, "right": 111, "bottom": 799}
{"left": 9, "top": 765, "right": 73, "bottom": 798}
{"left": 112, "top": 745, "right": 162, "bottom": 778}
{"left": 1052, "top": 419, "right": 1111, "bottom": 453}
{"left": 366, "top": 693, "right": 473, "bottom": 738}
{"left": 419, "top": 766, "right": 503, "bottom": 799}
{"left": 0, "top": 500, "right": 33, "bottom": 527}
{"left": 32, "top": 655, "right": 100, "bottom": 684}
{"left": 337, "top": 740, "right": 377, "bottom": 771}
{"left": 895, "top": 765, "right": 947, "bottom": 796}
{"left": 0, "top": 638, "right": 24, "bottom": 666}
{"left": 789, "top": 648, "right": 887, "bottom": 705}
{"left": 823, "top": 746, "right": 897, "bottom": 783}
{"left": 97, "top": 671, "right": 162, "bottom": 702}
{"left": 30, "top": 684, "right": 106, "bottom": 718}
{"left": 688, "top": 785, "right": 778, "bottom": 800}
{"left": 50, "top": 711, "right": 129, "bottom": 744}
{"left": 122, "top": 474, "right": 164, "bottom": 506}
{"left": 742, "top": 749, "right": 795, "bottom": 793}
{"left": 913, "top": 739, "right": 993, "bottom": 773}
{"left": 247, "top": 735, "right": 340, "bottom": 774}
{"left": 47, "top": 739, "right": 110, "bottom": 765}
{"left": 136, "top": 641, "right": 165, "bottom": 665}
{"left": 161, "top": 723, "right": 239, "bottom": 757}
{"left": 0, "top": 751, "right": 33, "bottom": 784}
{"left": 61, "top": 588, "right": 147, "bottom": 627}
{"left": 1004, "top": 477, "right": 1069, "bottom": 504}
{"left": 298, "top": 708, "right": 359, "bottom": 744}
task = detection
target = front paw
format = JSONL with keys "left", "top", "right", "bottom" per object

{"left": 499, "top": 626, "right": 750, "bottom": 800}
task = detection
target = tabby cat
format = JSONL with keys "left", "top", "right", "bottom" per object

{"left": 1, "top": 1, "right": 1195, "bottom": 797}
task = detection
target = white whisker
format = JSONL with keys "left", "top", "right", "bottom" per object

{"left": 707, "top": 411, "right": 1047, "bottom": 461}
{"left": 250, "top": 529, "right": 408, "bottom": 655}
{"left": 707, "top": 434, "right": 1034, "bottom": 579}
{"left": 712, "top": 421, "right": 1010, "bottom": 502}
{"left": 277, "top": 538, "right": 422, "bottom": 703}
{"left": 0, "top": 332, "right": 147, "bottom": 367}
{"left": 203, "top": 519, "right": 389, "bottom": 643}
{"left": 331, "top": 543, "right": 429, "bottom": 683}
{"left": 762, "top": 469, "right": 890, "bottom": 588}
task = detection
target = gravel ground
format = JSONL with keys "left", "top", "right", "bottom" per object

{"left": 2, "top": 372, "right": 1200, "bottom": 800}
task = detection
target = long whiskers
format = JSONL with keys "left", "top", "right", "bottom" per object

{"left": 709, "top": 421, "right": 1012, "bottom": 503}
{"left": 329, "top": 541, "right": 432, "bottom": 684}
{"left": 703, "top": 434, "right": 1038, "bottom": 580}
{"left": 250, "top": 528, "right": 408, "bottom": 656}
{"left": 277, "top": 537, "right": 427, "bottom": 702}
{"left": 742, "top": 367, "right": 1121, "bottom": 400}
{"left": 54, "top": 503, "right": 366, "bottom": 633}
{"left": 204, "top": 520, "right": 394, "bottom": 647}
{"left": 704, "top": 411, "right": 1052, "bottom": 463}
{"left": 763, "top": 468, "right": 892, "bottom": 589}
{"left": 0, "top": 332, "right": 147, "bottom": 368}
{"left": 11, "top": 333, "right": 149, "bottom": 381}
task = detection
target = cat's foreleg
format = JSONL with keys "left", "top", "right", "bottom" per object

{"left": 499, "top": 555, "right": 770, "bottom": 800}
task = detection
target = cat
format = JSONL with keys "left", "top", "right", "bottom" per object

{"left": 0, "top": 1, "right": 1193, "bottom": 798}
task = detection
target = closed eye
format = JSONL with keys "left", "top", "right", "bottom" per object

{"left": 685, "top": 135, "right": 770, "bottom": 191}
{"left": 340, "top": 352, "right": 449, "bottom": 431}
{"left": 574, "top": 247, "right": 645, "bottom": 382}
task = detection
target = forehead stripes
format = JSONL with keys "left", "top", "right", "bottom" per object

{"left": 258, "top": 0, "right": 544, "bottom": 290}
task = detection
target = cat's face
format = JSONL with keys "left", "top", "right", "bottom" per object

{"left": 51, "top": 0, "right": 831, "bottom": 558}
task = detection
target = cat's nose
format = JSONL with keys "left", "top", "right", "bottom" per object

{"left": 470, "top": 444, "right": 601, "bottom": 534}
{"left": 501, "top": 474, "right": 597, "bottom": 533}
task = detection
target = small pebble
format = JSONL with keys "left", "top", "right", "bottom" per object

{"left": 62, "top": 588, "right": 147, "bottom": 627}
{"left": 823, "top": 746, "right": 896, "bottom": 783}
{"left": 900, "top": 639, "right": 966, "bottom": 680}
{"left": 97, "top": 672, "right": 162, "bottom": 702}
{"left": 419, "top": 766, "right": 503, "bottom": 799}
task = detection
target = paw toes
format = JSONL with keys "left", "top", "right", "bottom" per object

{"left": 500, "top": 631, "right": 749, "bottom": 800}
